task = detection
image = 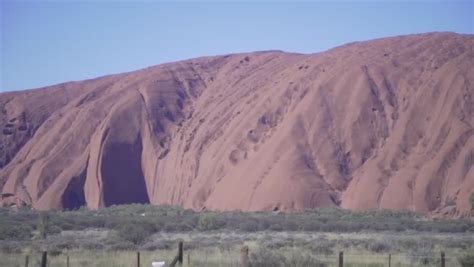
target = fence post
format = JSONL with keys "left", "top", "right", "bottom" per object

{"left": 24, "top": 255, "right": 29, "bottom": 267}
{"left": 240, "top": 246, "right": 250, "bottom": 267}
{"left": 388, "top": 254, "right": 391, "bottom": 267}
{"left": 40, "top": 251, "right": 47, "bottom": 267}
{"left": 187, "top": 254, "right": 190, "bottom": 266}
{"left": 66, "top": 255, "right": 69, "bottom": 267}
{"left": 178, "top": 241, "right": 183, "bottom": 265}
{"left": 441, "top": 251, "right": 445, "bottom": 267}
{"left": 170, "top": 241, "right": 184, "bottom": 267}
{"left": 137, "top": 251, "right": 140, "bottom": 267}
{"left": 339, "top": 251, "right": 343, "bottom": 267}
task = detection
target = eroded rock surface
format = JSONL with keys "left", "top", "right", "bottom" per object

{"left": 1, "top": 32, "right": 473, "bottom": 217}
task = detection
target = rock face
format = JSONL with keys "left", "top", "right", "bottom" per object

{"left": 1, "top": 32, "right": 473, "bottom": 216}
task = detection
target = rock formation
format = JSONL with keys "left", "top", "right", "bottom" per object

{"left": 1, "top": 32, "right": 473, "bottom": 217}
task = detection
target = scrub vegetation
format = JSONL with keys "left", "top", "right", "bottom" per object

{"left": 1, "top": 204, "right": 473, "bottom": 266}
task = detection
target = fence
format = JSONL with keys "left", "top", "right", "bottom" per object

{"left": 7, "top": 242, "right": 465, "bottom": 267}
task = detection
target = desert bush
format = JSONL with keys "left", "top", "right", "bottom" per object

{"left": 141, "top": 239, "right": 173, "bottom": 250}
{"left": 250, "top": 248, "right": 286, "bottom": 267}
{"left": 260, "top": 239, "right": 291, "bottom": 250}
{"left": 163, "top": 223, "right": 177, "bottom": 232}
{"left": 0, "top": 223, "right": 32, "bottom": 240}
{"left": 49, "top": 248, "right": 62, "bottom": 256}
{"left": 107, "top": 240, "right": 135, "bottom": 251}
{"left": 238, "top": 219, "right": 260, "bottom": 232}
{"left": 368, "top": 240, "right": 391, "bottom": 253}
{"left": 80, "top": 240, "right": 105, "bottom": 250}
{"left": 458, "top": 250, "right": 474, "bottom": 267}
{"left": 0, "top": 241, "right": 24, "bottom": 253}
{"left": 406, "top": 242, "right": 437, "bottom": 265}
{"left": 301, "top": 220, "right": 322, "bottom": 231}
{"left": 116, "top": 221, "right": 156, "bottom": 245}
{"left": 268, "top": 223, "right": 284, "bottom": 231}
{"left": 1, "top": 203, "right": 473, "bottom": 238}
{"left": 307, "top": 243, "right": 333, "bottom": 255}
{"left": 174, "top": 218, "right": 196, "bottom": 231}
{"left": 250, "top": 248, "right": 326, "bottom": 267}
{"left": 197, "top": 214, "right": 222, "bottom": 231}
{"left": 284, "top": 251, "right": 326, "bottom": 267}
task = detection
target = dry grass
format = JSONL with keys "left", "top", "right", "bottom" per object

{"left": 1, "top": 230, "right": 472, "bottom": 266}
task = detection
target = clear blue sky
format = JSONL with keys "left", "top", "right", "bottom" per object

{"left": 1, "top": 1, "right": 473, "bottom": 92}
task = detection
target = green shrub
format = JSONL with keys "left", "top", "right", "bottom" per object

{"left": 458, "top": 249, "right": 474, "bottom": 267}
{"left": 0, "top": 241, "right": 24, "bottom": 253}
{"left": 239, "top": 220, "right": 260, "bottom": 231}
{"left": 1, "top": 203, "right": 474, "bottom": 236}
{"left": 197, "top": 214, "right": 221, "bottom": 231}
{"left": 250, "top": 248, "right": 285, "bottom": 267}
{"left": 0, "top": 224, "right": 32, "bottom": 240}
{"left": 368, "top": 241, "right": 391, "bottom": 253}
{"left": 116, "top": 221, "right": 156, "bottom": 245}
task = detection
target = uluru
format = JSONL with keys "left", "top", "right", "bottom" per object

{"left": 1, "top": 32, "right": 473, "bottom": 217}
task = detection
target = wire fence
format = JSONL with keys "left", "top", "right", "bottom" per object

{"left": 2, "top": 245, "right": 469, "bottom": 267}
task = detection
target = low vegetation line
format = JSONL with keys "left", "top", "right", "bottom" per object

{"left": 1, "top": 204, "right": 473, "bottom": 266}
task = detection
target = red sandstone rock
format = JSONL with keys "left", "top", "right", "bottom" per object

{"left": 0, "top": 32, "right": 473, "bottom": 217}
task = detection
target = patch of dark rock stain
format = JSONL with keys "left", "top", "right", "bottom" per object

{"left": 361, "top": 147, "right": 372, "bottom": 164}
{"left": 334, "top": 145, "right": 351, "bottom": 177}
{"left": 462, "top": 151, "right": 474, "bottom": 179}
{"left": 164, "top": 110, "right": 175, "bottom": 122}
{"left": 159, "top": 136, "right": 171, "bottom": 149}
{"left": 3, "top": 129, "right": 13, "bottom": 135}
{"left": 187, "top": 111, "right": 194, "bottom": 119}
{"left": 1, "top": 193, "right": 14, "bottom": 199}
{"left": 302, "top": 154, "right": 316, "bottom": 171}
{"left": 176, "top": 99, "right": 184, "bottom": 110}
{"left": 240, "top": 56, "right": 250, "bottom": 64}
{"left": 330, "top": 194, "right": 341, "bottom": 206}
{"left": 187, "top": 79, "right": 202, "bottom": 98}
{"left": 158, "top": 148, "right": 170, "bottom": 159}
{"left": 101, "top": 135, "right": 150, "bottom": 206}
{"left": 152, "top": 120, "right": 165, "bottom": 134}
{"left": 177, "top": 90, "right": 187, "bottom": 100}
{"left": 62, "top": 167, "right": 87, "bottom": 210}
{"left": 247, "top": 130, "right": 259, "bottom": 143}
